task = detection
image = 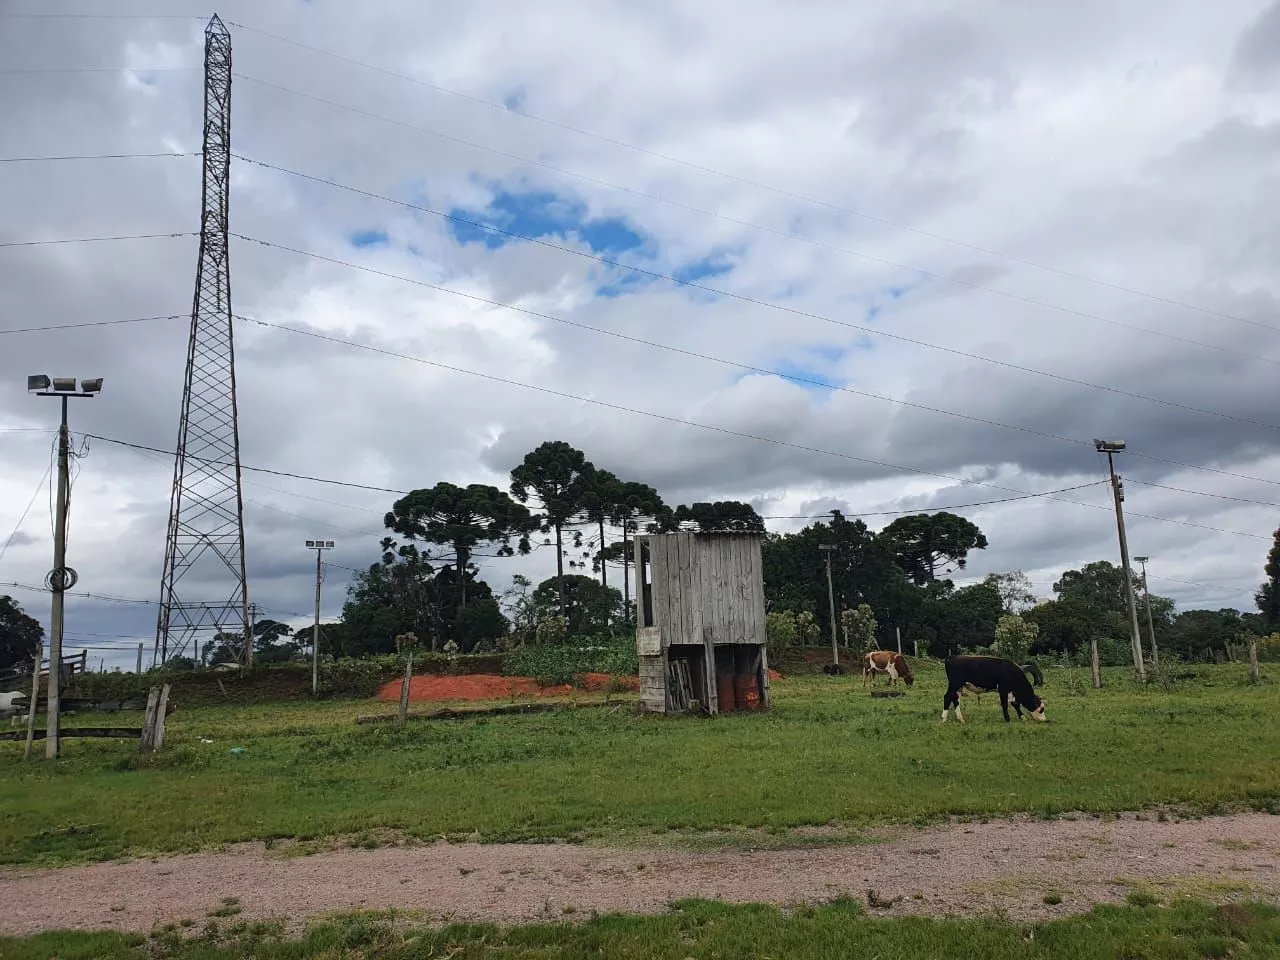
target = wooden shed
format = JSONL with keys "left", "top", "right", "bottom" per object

{"left": 633, "top": 531, "right": 771, "bottom": 715}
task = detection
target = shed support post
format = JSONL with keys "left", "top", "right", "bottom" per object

{"left": 703, "top": 626, "right": 718, "bottom": 715}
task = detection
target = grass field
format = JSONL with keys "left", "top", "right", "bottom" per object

{"left": 1, "top": 662, "right": 1276, "bottom": 866}
{"left": 3, "top": 899, "right": 1278, "bottom": 959}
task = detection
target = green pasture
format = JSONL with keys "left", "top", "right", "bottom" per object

{"left": 4, "top": 899, "right": 1278, "bottom": 960}
{"left": 1, "top": 662, "right": 1276, "bottom": 866}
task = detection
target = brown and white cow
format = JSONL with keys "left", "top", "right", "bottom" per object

{"left": 863, "top": 650, "right": 914, "bottom": 687}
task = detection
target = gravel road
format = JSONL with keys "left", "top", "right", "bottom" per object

{"left": 2, "top": 812, "right": 1276, "bottom": 935}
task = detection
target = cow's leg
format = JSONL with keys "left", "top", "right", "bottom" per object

{"left": 999, "top": 690, "right": 1012, "bottom": 722}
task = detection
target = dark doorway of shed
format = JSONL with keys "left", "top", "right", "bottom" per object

{"left": 665, "top": 645, "right": 706, "bottom": 713}
{"left": 714, "top": 644, "right": 764, "bottom": 713}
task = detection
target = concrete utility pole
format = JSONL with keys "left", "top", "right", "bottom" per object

{"left": 1095, "top": 439, "right": 1146, "bottom": 682}
{"left": 819, "top": 545, "right": 839, "bottom": 667}
{"left": 1133, "top": 556, "right": 1160, "bottom": 668}
{"left": 305, "top": 539, "right": 334, "bottom": 695}
{"left": 29, "top": 374, "right": 102, "bottom": 759}
{"left": 246, "top": 602, "right": 260, "bottom": 667}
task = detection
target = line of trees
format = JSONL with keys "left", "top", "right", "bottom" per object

{"left": 761, "top": 513, "right": 1280, "bottom": 665}
{"left": 7, "top": 443, "right": 1279, "bottom": 673}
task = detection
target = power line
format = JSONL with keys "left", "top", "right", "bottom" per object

{"left": 0, "top": 464, "right": 52, "bottom": 567}
{"left": 0, "top": 13, "right": 204, "bottom": 19}
{"left": 758, "top": 482, "right": 1108, "bottom": 519}
{"left": 232, "top": 231, "right": 1280, "bottom": 437}
{"left": 231, "top": 231, "right": 1280, "bottom": 446}
{"left": 225, "top": 20, "right": 1278, "bottom": 336}
{"left": 240, "top": 315, "right": 1275, "bottom": 542}
{"left": 0, "top": 152, "right": 198, "bottom": 162}
{"left": 0, "top": 580, "right": 154, "bottom": 605}
{"left": 0, "top": 231, "right": 195, "bottom": 248}
{"left": 0, "top": 313, "right": 183, "bottom": 335}
{"left": 0, "top": 66, "right": 197, "bottom": 74}
{"left": 1127, "top": 479, "right": 1280, "bottom": 509}
{"left": 233, "top": 156, "right": 1279, "bottom": 373}
{"left": 85, "top": 433, "right": 411, "bottom": 495}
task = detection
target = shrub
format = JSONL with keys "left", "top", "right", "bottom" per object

{"left": 503, "top": 636, "right": 637, "bottom": 687}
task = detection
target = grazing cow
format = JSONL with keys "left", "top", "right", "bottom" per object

{"left": 863, "top": 650, "right": 914, "bottom": 687}
{"left": 942, "top": 655, "right": 1046, "bottom": 724}
{"left": 962, "top": 660, "right": 1042, "bottom": 703}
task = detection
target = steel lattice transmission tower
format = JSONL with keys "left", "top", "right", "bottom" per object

{"left": 155, "top": 14, "right": 250, "bottom": 665}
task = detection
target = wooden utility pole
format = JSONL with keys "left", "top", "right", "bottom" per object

{"left": 1134, "top": 557, "right": 1160, "bottom": 668}
{"left": 136, "top": 642, "right": 143, "bottom": 675}
{"left": 819, "top": 545, "right": 838, "bottom": 668}
{"left": 1095, "top": 440, "right": 1146, "bottom": 682}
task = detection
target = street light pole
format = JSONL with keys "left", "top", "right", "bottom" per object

{"left": 819, "top": 545, "right": 839, "bottom": 669}
{"left": 305, "top": 539, "right": 334, "bottom": 695}
{"left": 1094, "top": 440, "right": 1146, "bottom": 682}
{"left": 29, "top": 374, "right": 103, "bottom": 759}
{"left": 1134, "top": 556, "right": 1159, "bottom": 668}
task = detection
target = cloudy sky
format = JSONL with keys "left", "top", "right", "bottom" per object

{"left": 2, "top": 0, "right": 1279, "bottom": 669}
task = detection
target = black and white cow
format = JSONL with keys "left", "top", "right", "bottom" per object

{"left": 942, "top": 655, "right": 1046, "bottom": 724}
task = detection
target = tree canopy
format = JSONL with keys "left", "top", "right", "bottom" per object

{"left": 0, "top": 595, "right": 43, "bottom": 674}
{"left": 878, "top": 512, "right": 988, "bottom": 585}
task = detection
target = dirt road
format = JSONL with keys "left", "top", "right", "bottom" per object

{"left": 2, "top": 812, "right": 1276, "bottom": 935}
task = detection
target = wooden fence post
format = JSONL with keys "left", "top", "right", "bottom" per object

{"left": 23, "top": 641, "right": 43, "bottom": 761}
{"left": 152, "top": 684, "right": 171, "bottom": 750}
{"left": 1248, "top": 635, "right": 1260, "bottom": 683}
{"left": 398, "top": 653, "right": 413, "bottom": 724}
{"left": 139, "top": 684, "right": 171, "bottom": 753}
{"left": 1090, "top": 638, "right": 1102, "bottom": 689}
{"left": 139, "top": 687, "right": 160, "bottom": 752}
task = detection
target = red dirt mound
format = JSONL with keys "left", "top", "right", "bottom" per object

{"left": 376, "top": 669, "right": 785, "bottom": 703}
{"left": 375, "top": 673, "right": 640, "bottom": 703}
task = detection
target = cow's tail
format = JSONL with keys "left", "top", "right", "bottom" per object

{"left": 1020, "top": 661, "right": 1044, "bottom": 687}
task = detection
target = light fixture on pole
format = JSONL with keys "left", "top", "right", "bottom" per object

{"left": 1133, "top": 556, "right": 1160, "bottom": 668}
{"left": 29, "top": 374, "right": 104, "bottom": 759}
{"left": 1094, "top": 439, "right": 1146, "bottom": 681}
{"left": 305, "top": 539, "right": 335, "bottom": 695}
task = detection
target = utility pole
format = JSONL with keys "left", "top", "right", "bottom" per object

{"left": 136, "top": 642, "right": 143, "bottom": 675}
{"left": 819, "top": 545, "right": 838, "bottom": 668}
{"left": 28, "top": 374, "right": 102, "bottom": 759}
{"left": 1094, "top": 439, "right": 1146, "bottom": 682}
{"left": 305, "top": 540, "right": 334, "bottom": 695}
{"left": 1133, "top": 556, "right": 1160, "bottom": 668}
{"left": 246, "top": 601, "right": 259, "bottom": 667}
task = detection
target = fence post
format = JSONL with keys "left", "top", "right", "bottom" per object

{"left": 139, "top": 686, "right": 160, "bottom": 753}
{"left": 398, "top": 652, "right": 413, "bottom": 724}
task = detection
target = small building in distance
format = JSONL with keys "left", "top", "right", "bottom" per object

{"left": 633, "top": 530, "right": 771, "bottom": 715}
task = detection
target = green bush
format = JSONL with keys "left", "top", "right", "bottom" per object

{"left": 502, "top": 636, "right": 637, "bottom": 687}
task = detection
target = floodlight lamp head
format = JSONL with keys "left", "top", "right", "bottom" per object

{"left": 51, "top": 377, "right": 77, "bottom": 392}
{"left": 1134, "top": 556, "right": 1149, "bottom": 564}
{"left": 1093, "top": 439, "right": 1126, "bottom": 452}
{"left": 79, "top": 378, "right": 103, "bottom": 394}
{"left": 27, "top": 374, "right": 50, "bottom": 392}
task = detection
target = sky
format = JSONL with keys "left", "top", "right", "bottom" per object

{"left": 2, "top": 0, "right": 1279, "bottom": 670}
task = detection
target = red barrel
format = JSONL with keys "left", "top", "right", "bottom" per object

{"left": 735, "top": 674, "right": 761, "bottom": 710}
{"left": 717, "top": 673, "right": 737, "bottom": 712}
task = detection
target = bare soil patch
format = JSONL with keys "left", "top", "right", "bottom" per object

{"left": 2, "top": 812, "right": 1275, "bottom": 935}
{"left": 375, "top": 671, "right": 783, "bottom": 702}
{"left": 374, "top": 672, "right": 642, "bottom": 702}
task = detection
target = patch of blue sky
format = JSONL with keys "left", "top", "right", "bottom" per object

{"left": 447, "top": 187, "right": 647, "bottom": 256}
{"left": 348, "top": 228, "right": 389, "bottom": 249}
